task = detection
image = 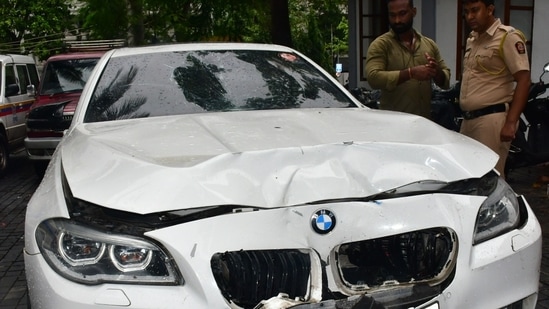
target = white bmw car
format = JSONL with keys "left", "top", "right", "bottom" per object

{"left": 24, "top": 43, "right": 541, "bottom": 309}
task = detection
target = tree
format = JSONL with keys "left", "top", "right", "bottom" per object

{"left": 127, "top": 0, "right": 145, "bottom": 46}
{"left": 142, "top": 0, "right": 268, "bottom": 43}
{"left": 270, "top": 0, "right": 293, "bottom": 47}
{"left": 77, "top": 0, "right": 129, "bottom": 41}
{"left": 80, "top": 0, "right": 260, "bottom": 43}
{"left": 0, "top": 0, "right": 73, "bottom": 60}
{"left": 290, "top": 0, "right": 348, "bottom": 72}
{"left": 0, "top": 0, "right": 349, "bottom": 71}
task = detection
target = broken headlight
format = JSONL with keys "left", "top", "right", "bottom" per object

{"left": 35, "top": 218, "right": 181, "bottom": 285}
{"left": 473, "top": 175, "right": 521, "bottom": 245}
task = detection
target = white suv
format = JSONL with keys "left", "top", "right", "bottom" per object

{"left": 0, "top": 54, "right": 40, "bottom": 176}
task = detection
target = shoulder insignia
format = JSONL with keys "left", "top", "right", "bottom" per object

{"left": 515, "top": 41, "right": 526, "bottom": 54}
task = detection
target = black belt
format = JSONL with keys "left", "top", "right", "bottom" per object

{"left": 462, "top": 103, "right": 507, "bottom": 120}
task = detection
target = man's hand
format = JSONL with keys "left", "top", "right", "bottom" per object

{"left": 425, "top": 52, "right": 439, "bottom": 70}
{"left": 501, "top": 121, "right": 517, "bottom": 142}
{"left": 410, "top": 53, "right": 438, "bottom": 81}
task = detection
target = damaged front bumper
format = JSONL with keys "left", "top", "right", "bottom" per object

{"left": 26, "top": 195, "right": 541, "bottom": 309}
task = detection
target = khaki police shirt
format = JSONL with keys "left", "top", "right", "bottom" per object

{"left": 365, "top": 29, "right": 450, "bottom": 119}
{"left": 460, "top": 19, "right": 530, "bottom": 111}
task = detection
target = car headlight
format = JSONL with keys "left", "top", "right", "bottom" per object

{"left": 473, "top": 175, "right": 521, "bottom": 245}
{"left": 36, "top": 218, "right": 181, "bottom": 285}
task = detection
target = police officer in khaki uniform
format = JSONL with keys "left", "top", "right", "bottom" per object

{"left": 460, "top": 0, "right": 530, "bottom": 178}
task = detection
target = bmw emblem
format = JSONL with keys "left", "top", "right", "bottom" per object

{"left": 311, "top": 209, "right": 336, "bottom": 234}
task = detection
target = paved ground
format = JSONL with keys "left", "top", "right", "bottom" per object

{"left": 511, "top": 163, "right": 549, "bottom": 309}
{"left": 0, "top": 153, "right": 548, "bottom": 308}
{"left": 0, "top": 153, "right": 39, "bottom": 309}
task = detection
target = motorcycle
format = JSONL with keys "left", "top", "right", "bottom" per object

{"left": 351, "top": 64, "right": 549, "bottom": 176}
{"left": 430, "top": 63, "right": 549, "bottom": 176}
{"left": 431, "top": 81, "right": 462, "bottom": 131}
{"left": 348, "top": 87, "right": 381, "bottom": 109}
{"left": 505, "top": 61, "right": 549, "bottom": 174}
{"left": 349, "top": 82, "right": 462, "bottom": 129}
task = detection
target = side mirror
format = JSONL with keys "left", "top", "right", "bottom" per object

{"left": 539, "top": 62, "right": 549, "bottom": 82}
{"left": 26, "top": 84, "right": 36, "bottom": 96}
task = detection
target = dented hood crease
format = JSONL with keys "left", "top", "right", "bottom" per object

{"left": 60, "top": 109, "right": 497, "bottom": 214}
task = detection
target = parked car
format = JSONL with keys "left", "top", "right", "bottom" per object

{"left": 0, "top": 54, "right": 40, "bottom": 176}
{"left": 24, "top": 51, "right": 105, "bottom": 175}
{"left": 24, "top": 43, "right": 541, "bottom": 309}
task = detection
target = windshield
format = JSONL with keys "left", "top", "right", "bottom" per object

{"left": 40, "top": 58, "right": 100, "bottom": 95}
{"left": 84, "top": 50, "right": 356, "bottom": 123}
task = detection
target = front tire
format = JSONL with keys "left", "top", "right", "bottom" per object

{"left": 0, "top": 134, "right": 8, "bottom": 177}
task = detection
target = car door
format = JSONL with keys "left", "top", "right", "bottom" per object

{"left": 3, "top": 62, "right": 35, "bottom": 147}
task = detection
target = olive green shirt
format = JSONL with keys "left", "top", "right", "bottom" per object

{"left": 365, "top": 29, "right": 450, "bottom": 119}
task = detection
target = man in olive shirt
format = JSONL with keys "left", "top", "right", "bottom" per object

{"left": 365, "top": 0, "right": 450, "bottom": 119}
{"left": 460, "top": 0, "right": 530, "bottom": 178}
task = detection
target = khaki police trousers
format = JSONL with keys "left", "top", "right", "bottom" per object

{"left": 460, "top": 111, "right": 511, "bottom": 178}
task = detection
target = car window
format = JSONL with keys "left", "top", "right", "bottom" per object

{"left": 26, "top": 63, "right": 40, "bottom": 88}
{"left": 16, "top": 64, "right": 30, "bottom": 92}
{"left": 84, "top": 50, "right": 356, "bottom": 123}
{"left": 40, "top": 58, "right": 100, "bottom": 95}
{"left": 5, "top": 64, "right": 18, "bottom": 95}
{"left": 5, "top": 64, "right": 17, "bottom": 85}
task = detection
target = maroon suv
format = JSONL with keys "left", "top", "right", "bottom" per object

{"left": 24, "top": 51, "right": 105, "bottom": 175}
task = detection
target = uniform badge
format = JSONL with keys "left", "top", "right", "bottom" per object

{"left": 515, "top": 41, "right": 526, "bottom": 54}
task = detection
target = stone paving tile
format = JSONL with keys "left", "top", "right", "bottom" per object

{"left": 0, "top": 154, "right": 38, "bottom": 309}
{"left": 0, "top": 153, "right": 548, "bottom": 308}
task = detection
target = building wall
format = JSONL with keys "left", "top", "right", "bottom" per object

{"left": 531, "top": 0, "right": 549, "bottom": 78}
{"left": 434, "top": 1, "right": 458, "bottom": 84}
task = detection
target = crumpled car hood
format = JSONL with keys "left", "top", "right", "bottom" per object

{"left": 60, "top": 108, "right": 497, "bottom": 214}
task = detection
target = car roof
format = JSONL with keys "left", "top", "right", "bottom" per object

{"left": 0, "top": 54, "right": 36, "bottom": 64}
{"left": 107, "top": 42, "right": 297, "bottom": 58}
{"left": 46, "top": 51, "right": 107, "bottom": 62}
